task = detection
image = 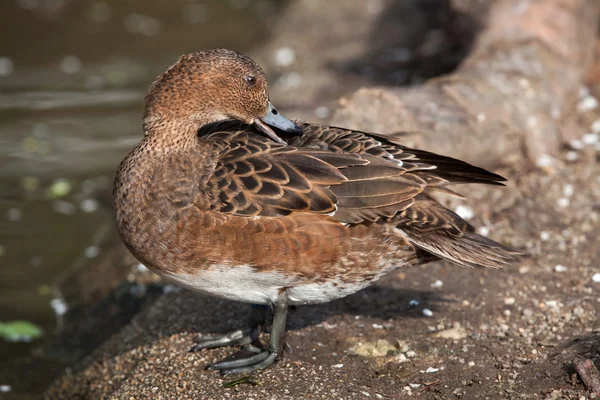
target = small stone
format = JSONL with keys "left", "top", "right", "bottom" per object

{"left": 468, "top": 361, "right": 475, "bottom": 367}
{"left": 582, "top": 133, "right": 598, "bottom": 145}
{"left": 408, "top": 299, "right": 420, "bottom": 307}
{"left": 592, "top": 119, "right": 600, "bottom": 133}
{"left": 577, "top": 96, "right": 598, "bottom": 112}
{"left": 422, "top": 308, "right": 433, "bottom": 317}
{"left": 562, "top": 184, "right": 574, "bottom": 198}
{"left": 504, "top": 297, "right": 516, "bottom": 305}
{"left": 570, "top": 139, "right": 584, "bottom": 150}
{"left": 536, "top": 154, "right": 554, "bottom": 168}
{"left": 50, "top": 298, "right": 68, "bottom": 316}
{"left": 405, "top": 350, "right": 417, "bottom": 358}
{"left": 540, "top": 231, "right": 550, "bottom": 241}
{"left": 136, "top": 263, "right": 148, "bottom": 273}
{"left": 545, "top": 300, "right": 558, "bottom": 308}
{"left": 396, "top": 353, "right": 408, "bottom": 363}
{"left": 554, "top": 264, "right": 568, "bottom": 273}
{"left": 556, "top": 198, "right": 569, "bottom": 208}
{"left": 273, "top": 46, "right": 296, "bottom": 67}
{"left": 592, "top": 273, "right": 600, "bottom": 283}
{"left": 332, "top": 364, "right": 343, "bottom": 368}
{"left": 565, "top": 151, "right": 578, "bottom": 161}
{"left": 478, "top": 226, "right": 490, "bottom": 236}
{"left": 434, "top": 326, "right": 467, "bottom": 340}
{"left": 455, "top": 205, "right": 474, "bottom": 220}
{"left": 431, "top": 280, "right": 443, "bottom": 288}
{"left": 424, "top": 367, "right": 439, "bottom": 373}
{"left": 372, "top": 323, "right": 383, "bottom": 329}
{"left": 0, "top": 385, "right": 11, "bottom": 393}
{"left": 522, "top": 308, "right": 533, "bottom": 317}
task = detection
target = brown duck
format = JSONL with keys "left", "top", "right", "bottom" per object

{"left": 114, "top": 48, "right": 518, "bottom": 375}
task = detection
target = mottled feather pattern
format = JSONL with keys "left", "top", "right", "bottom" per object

{"left": 197, "top": 121, "right": 517, "bottom": 269}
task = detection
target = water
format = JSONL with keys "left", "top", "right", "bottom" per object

{"left": 0, "top": 0, "right": 285, "bottom": 395}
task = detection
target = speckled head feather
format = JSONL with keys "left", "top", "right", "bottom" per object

{"left": 144, "top": 49, "right": 269, "bottom": 134}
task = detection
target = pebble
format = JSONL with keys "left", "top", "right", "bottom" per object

{"left": 0, "top": 385, "right": 11, "bottom": 393}
{"left": 431, "top": 280, "right": 443, "bottom": 288}
{"left": 478, "top": 226, "right": 490, "bottom": 236}
{"left": 582, "top": 133, "right": 598, "bottom": 145}
{"left": 522, "top": 308, "right": 533, "bottom": 317}
{"left": 50, "top": 298, "right": 68, "bottom": 316}
{"left": 592, "top": 119, "right": 600, "bottom": 133}
{"left": 136, "top": 263, "right": 149, "bottom": 273}
{"left": 592, "top": 273, "right": 600, "bottom": 283}
{"left": 408, "top": 299, "right": 420, "bottom": 307}
{"left": 545, "top": 300, "right": 558, "bottom": 308}
{"left": 455, "top": 205, "right": 474, "bottom": 220}
{"left": 422, "top": 308, "right": 433, "bottom": 317}
{"left": 562, "top": 184, "right": 574, "bottom": 198}
{"left": 468, "top": 361, "right": 475, "bottom": 367}
{"left": 504, "top": 297, "right": 516, "bottom": 305}
{"left": 556, "top": 198, "right": 569, "bottom": 208}
{"left": 565, "top": 151, "right": 578, "bottom": 161}
{"left": 396, "top": 353, "right": 408, "bottom": 363}
{"left": 332, "top": 364, "right": 343, "bottom": 368}
{"left": 372, "top": 323, "right": 383, "bottom": 329}
{"left": 570, "top": 139, "right": 584, "bottom": 150}
{"left": 577, "top": 96, "right": 598, "bottom": 112}
{"left": 405, "top": 350, "right": 416, "bottom": 358}
{"left": 540, "top": 231, "right": 550, "bottom": 241}
{"left": 273, "top": 46, "right": 296, "bottom": 67}
{"left": 535, "top": 154, "right": 554, "bottom": 169}
{"left": 553, "top": 264, "right": 568, "bottom": 273}
{"left": 424, "top": 367, "right": 439, "bottom": 373}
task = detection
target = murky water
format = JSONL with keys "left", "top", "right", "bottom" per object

{"left": 0, "top": 0, "right": 285, "bottom": 394}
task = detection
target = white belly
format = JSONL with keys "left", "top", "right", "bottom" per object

{"left": 161, "top": 264, "right": 382, "bottom": 305}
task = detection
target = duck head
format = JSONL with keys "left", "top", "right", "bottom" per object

{"left": 143, "top": 48, "right": 301, "bottom": 144}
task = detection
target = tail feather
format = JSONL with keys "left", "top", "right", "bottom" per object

{"left": 406, "top": 230, "right": 520, "bottom": 269}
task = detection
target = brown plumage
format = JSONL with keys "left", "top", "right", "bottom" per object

{"left": 113, "top": 48, "right": 519, "bottom": 374}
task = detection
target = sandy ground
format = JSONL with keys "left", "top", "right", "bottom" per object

{"left": 41, "top": 1, "right": 600, "bottom": 398}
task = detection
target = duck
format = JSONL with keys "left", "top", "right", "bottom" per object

{"left": 113, "top": 48, "right": 518, "bottom": 375}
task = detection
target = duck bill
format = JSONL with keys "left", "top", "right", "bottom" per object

{"left": 254, "top": 102, "right": 302, "bottom": 144}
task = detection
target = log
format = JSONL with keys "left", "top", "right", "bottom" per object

{"left": 332, "top": 0, "right": 600, "bottom": 168}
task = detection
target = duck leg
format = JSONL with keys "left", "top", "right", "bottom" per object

{"left": 189, "top": 304, "right": 267, "bottom": 352}
{"left": 206, "top": 290, "right": 289, "bottom": 375}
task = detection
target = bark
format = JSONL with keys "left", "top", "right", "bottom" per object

{"left": 332, "top": 0, "right": 600, "bottom": 168}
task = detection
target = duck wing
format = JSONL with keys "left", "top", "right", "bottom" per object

{"left": 203, "top": 124, "right": 423, "bottom": 222}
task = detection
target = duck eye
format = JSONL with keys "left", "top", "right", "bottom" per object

{"left": 244, "top": 75, "right": 256, "bottom": 86}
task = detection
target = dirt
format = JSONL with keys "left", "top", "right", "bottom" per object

{"left": 40, "top": 1, "right": 600, "bottom": 399}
